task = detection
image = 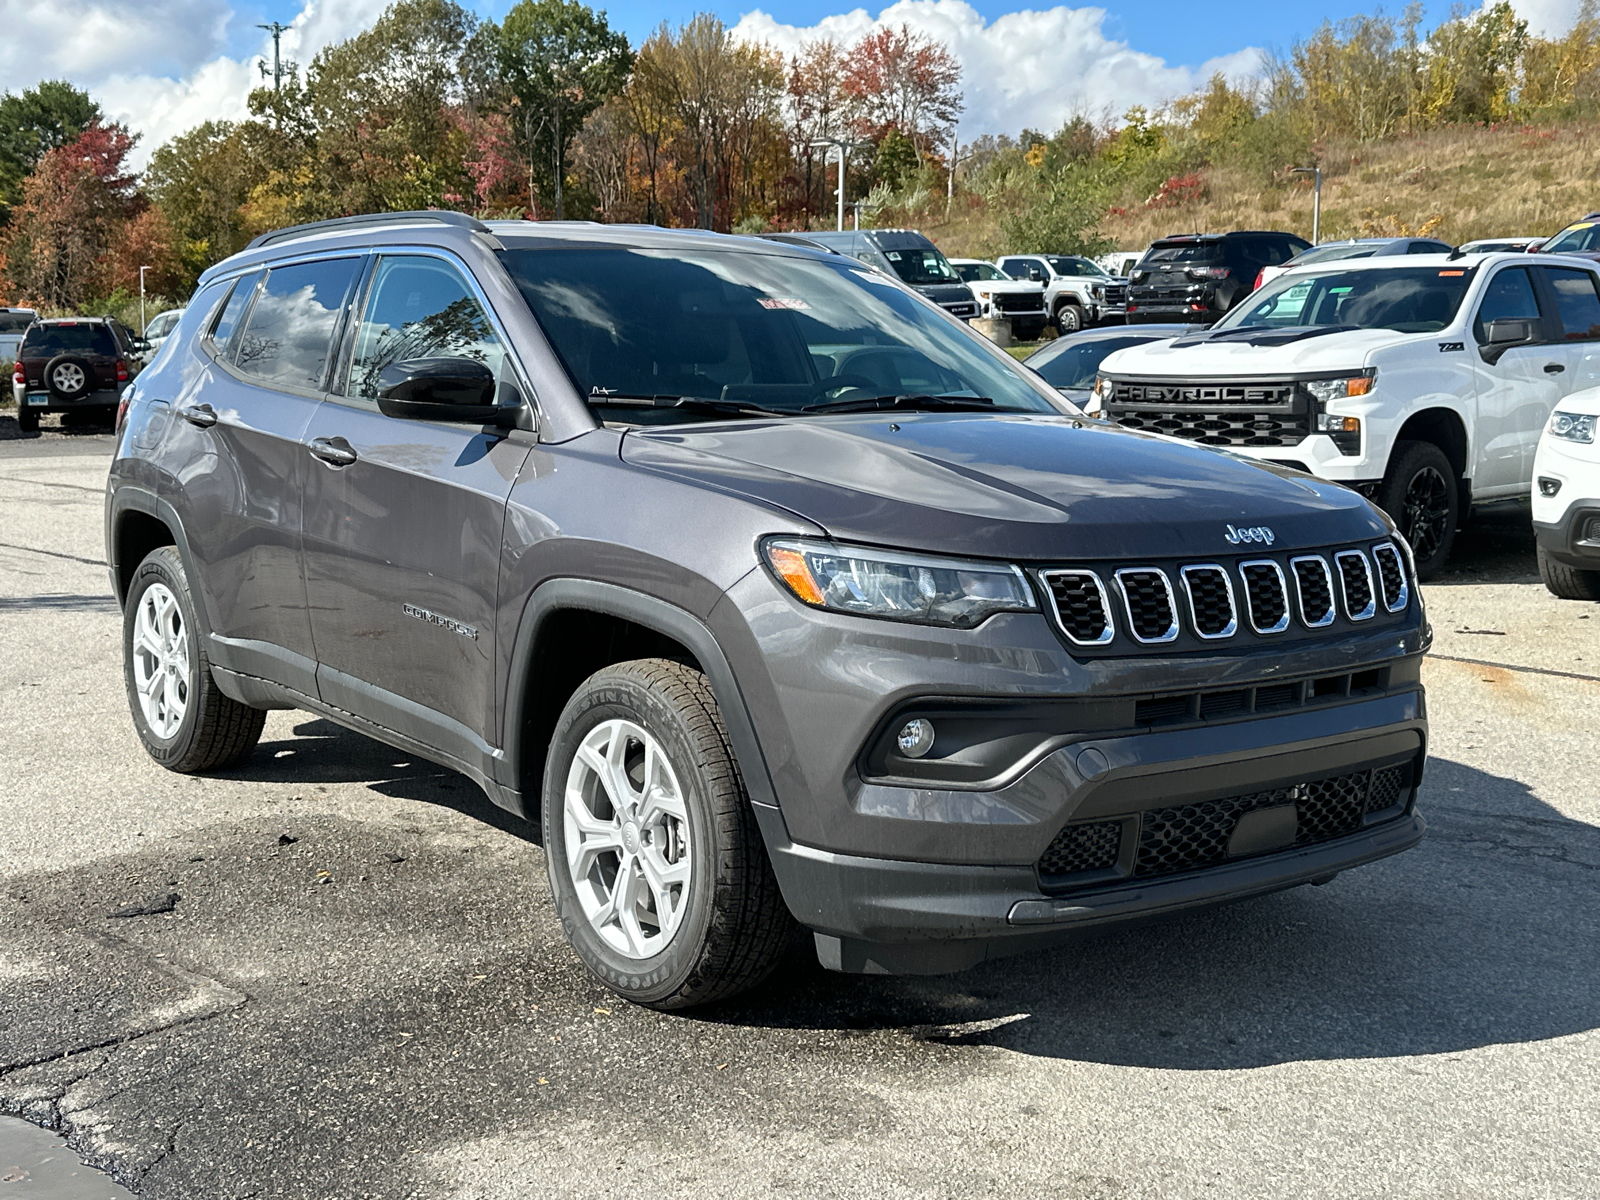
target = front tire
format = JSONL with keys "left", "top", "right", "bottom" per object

{"left": 1538, "top": 543, "right": 1600, "bottom": 600}
{"left": 123, "top": 546, "right": 266, "bottom": 772}
{"left": 542, "top": 659, "right": 794, "bottom": 1009}
{"left": 1054, "top": 302, "right": 1084, "bottom": 334}
{"left": 1376, "top": 440, "right": 1459, "bottom": 580}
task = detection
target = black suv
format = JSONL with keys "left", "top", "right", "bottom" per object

{"left": 107, "top": 212, "right": 1427, "bottom": 1008}
{"left": 1127, "top": 231, "right": 1311, "bottom": 324}
{"left": 13, "top": 316, "right": 142, "bottom": 431}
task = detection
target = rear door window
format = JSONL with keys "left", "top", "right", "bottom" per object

{"left": 233, "top": 258, "right": 363, "bottom": 391}
{"left": 1540, "top": 266, "right": 1600, "bottom": 341}
{"left": 1473, "top": 267, "right": 1544, "bottom": 343}
{"left": 22, "top": 325, "right": 117, "bottom": 356}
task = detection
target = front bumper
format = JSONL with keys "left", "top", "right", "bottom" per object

{"left": 1534, "top": 503, "right": 1600, "bottom": 567}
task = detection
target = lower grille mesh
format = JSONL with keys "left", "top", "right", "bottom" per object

{"left": 1038, "top": 764, "right": 1414, "bottom": 886}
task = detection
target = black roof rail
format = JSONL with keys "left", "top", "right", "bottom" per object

{"left": 245, "top": 210, "right": 491, "bottom": 251}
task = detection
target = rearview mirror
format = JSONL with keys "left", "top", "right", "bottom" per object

{"left": 1482, "top": 319, "right": 1536, "bottom": 363}
{"left": 376, "top": 357, "right": 512, "bottom": 424}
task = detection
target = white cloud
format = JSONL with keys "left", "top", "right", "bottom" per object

{"left": 732, "top": 0, "right": 1265, "bottom": 142}
{"left": 1512, "top": 0, "right": 1586, "bottom": 37}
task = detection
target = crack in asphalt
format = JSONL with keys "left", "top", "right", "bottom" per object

{"left": 0, "top": 540, "right": 107, "bottom": 567}
{"left": 1427, "top": 652, "right": 1600, "bottom": 684}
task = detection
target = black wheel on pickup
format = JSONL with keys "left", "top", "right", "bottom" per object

{"left": 542, "top": 658, "right": 796, "bottom": 1009}
{"left": 1376, "top": 440, "right": 1458, "bottom": 580}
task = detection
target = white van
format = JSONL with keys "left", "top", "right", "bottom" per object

{"left": 1095, "top": 253, "right": 1600, "bottom": 576}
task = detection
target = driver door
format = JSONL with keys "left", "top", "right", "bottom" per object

{"left": 300, "top": 253, "right": 532, "bottom": 758}
{"left": 1470, "top": 266, "right": 1560, "bottom": 497}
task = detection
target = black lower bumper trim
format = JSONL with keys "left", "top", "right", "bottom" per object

{"left": 1534, "top": 508, "right": 1600, "bottom": 567}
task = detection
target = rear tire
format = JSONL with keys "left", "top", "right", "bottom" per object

{"left": 1538, "top": 544, "right": 1600, "bottom": 600}
{"left": 542, "top": 658, "right": 795, "bottom": 1010}
{"left": 1376, "top": 440, "right": 1459, "bottom": 580}
{"left": 15, "top": 402, "right": 38, "bottom": 433}
{"left": 123, "top": 546, "right": 266, "bottom": 772}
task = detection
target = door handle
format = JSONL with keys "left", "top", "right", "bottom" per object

{"left": 182, "top": 402, "right": 217, "bottom": 428}
{"left": 309, "top": 436, "right": 358, "bottom": 467}
{"left": 1544, "top": 362, "right": 1566, "bottom": 374}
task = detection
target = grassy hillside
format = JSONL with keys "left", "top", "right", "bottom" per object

{"left": 916, "top": 119, "right": 1600, "bottom": 259}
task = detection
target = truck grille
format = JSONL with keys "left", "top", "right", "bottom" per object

{"left": 1101, "top": 283, "right": 1127, "bottom": 306}
{"left": 994, "top": 293, "right": 1044, "bottom": 315}
{"left": 1105, "top": 379, "right": 1309, "bottom": 448}
{"left": 1037, "top": 764, "right": 1413, "bottom": 888}
{"left": 1037, "top": 545, "right": 1404, "bottom": 652}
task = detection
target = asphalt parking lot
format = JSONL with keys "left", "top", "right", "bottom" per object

{"left": 1, "top": 412, "right": 1597, "bottom": 1199}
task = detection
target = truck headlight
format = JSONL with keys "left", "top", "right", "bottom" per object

{"left": 1303, "top": 375, "right": 1374, "bottom": 404}
{"left": 763, "top": 538, "right": 1037, "bottom": 628}
{"left": 1550, "top": 410, "right": 1597, "bottom": 443}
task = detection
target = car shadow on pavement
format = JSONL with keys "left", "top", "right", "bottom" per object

{"left": 1432, "top": 503, "right": 1539, "bottom": 585}
{"left": 702, "top": 756, "right": 1600, "bottom": 1069}
{"left": 213, "top": 717, "right": 537, "bottom": 841}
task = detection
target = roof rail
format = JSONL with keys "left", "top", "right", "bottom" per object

{"left": 245, "top": 210, "right": 491, "bottom": 251}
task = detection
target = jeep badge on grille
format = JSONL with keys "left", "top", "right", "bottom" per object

{"left": 1224, "top": 524, "right": 1275, "bottom": 546}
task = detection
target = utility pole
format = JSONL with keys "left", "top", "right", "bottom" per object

{"left": 811, "top": 138, "right": 873, "bottom": 232}
{"left": 946, "top": 123, "right": 959, "bottom": 219}
{"left": 257, "top": 22, "right": 290, "bottom": 92}
{"left": 138, "top": 266, "right": 149, "bottom": 335}
{"left": 1291, "top": 165, "right": 1322, "bottom": 244}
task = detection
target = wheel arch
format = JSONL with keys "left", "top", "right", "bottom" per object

{"left": 108, "top": 488, "right": 209, "bottom": 636}
{"left": 1393, "top": 406, "right": 1470, "bottom": 480}
{"left": 501, "top": 580, "right": 781, "bottom": 825}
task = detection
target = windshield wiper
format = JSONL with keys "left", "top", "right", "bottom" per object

{"left": 802, "top": 393, "right": 998, "bottom": 415}
{"left": 587, "top": 393, "right": 788, "bottom": 419}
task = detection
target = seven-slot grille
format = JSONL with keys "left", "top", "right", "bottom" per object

{"left": 1039, "top": 545, "right": 1407, "bottom": 650}
{"left": 1037, "top": 763, "right": 1414, "bottom": 888}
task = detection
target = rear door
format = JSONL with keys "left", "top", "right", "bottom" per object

{"left": 1469, "top": 265, "right": 1561, "bottom": 496}
{"left": 299, "top": 252, "right": 531, "bottom": 760}
{"left": 163, "top": 256, "right": 364, "bottom": 695}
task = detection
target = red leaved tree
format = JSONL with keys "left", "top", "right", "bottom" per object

{"left": 840, "top": 25, "right": 962, "bottom": 156}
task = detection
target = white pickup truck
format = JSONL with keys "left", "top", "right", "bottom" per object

{"left": 0, "top": 308, "right": 38, "bottom": 362}
{"left": 995, "top": 254, "right": 1127, "bottom": 332}
{"left": 1096, "top": 252, "right": 1600, "bottom": 577}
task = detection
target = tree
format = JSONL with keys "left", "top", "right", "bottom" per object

{"left": 841, "top": 25, "right": 962, "bottom": 154}
{"left": 496, "top": 0, "right": 632, "bottom": 219}
{"left": 145, "top": 121, "right": 270, "bottom": 290}
{"left": 788, "top": 39, "right": 851, "bottom": 217}
{"left": 0, "top": 81, "right": 101, "bottom": 216}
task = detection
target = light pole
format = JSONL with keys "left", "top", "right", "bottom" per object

{"left": 811, "top": 138, "right": 872, "bottom": 232}
{"left": 138, "top": 266, "right": 150, "bottom": 334}
{"left": 1291, "top": 165, "right": 1322, "bottom": 244}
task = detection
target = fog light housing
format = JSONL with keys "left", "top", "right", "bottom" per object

{"left": 897, "top": 718, "right": 936, "bottom": 758}
{"left": 1538, "top": 476, "right": 1562, "bottom": 497}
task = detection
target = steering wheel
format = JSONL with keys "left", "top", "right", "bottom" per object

{"left": 805, "top": 373, "right": 884, "bottom": 401}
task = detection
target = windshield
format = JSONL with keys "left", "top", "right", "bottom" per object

{"left": 1029, "top": 335, "right": 1167, "bottom": 389}
{"left": 0, "top": 312, "right": 35, "bottom": 333}
{"left": 1047, "top": 256, "right": 1106, "bottom": 277}
{"left": 22, "top": 324, "right": 116, "bottom": 355}
{"left": 954, "top": 262, "right": 1005, "bottom": 283}
{"left": 880, "top": 246, "right": 960, "bottom": 286}
{"left": 1216, "top": 266, "right": 1476, "bottom": 333}
{"left": 1290, "top": 243, "right": 1383, "bottom": 266}
{"left": 1142, "top": 243, "right": 1223, "bottom": 266}
{"left": 1544, "top": 222, "right": 1600, "bottom": 254}
{"left": 498, "top": 247, "right": 1064, "bottom": 425}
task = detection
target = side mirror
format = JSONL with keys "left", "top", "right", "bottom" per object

{"left": 132, "top": 337, "right": 152, "bottom": 353}
{"left": 1028, "top": 268, "right": 1045, "bottom": 282}
{"left": 375, "top": 357, "right": 512, "bottom": 424}
{"left": 1482, "top": 319, "right": 1536, "bottom": 362}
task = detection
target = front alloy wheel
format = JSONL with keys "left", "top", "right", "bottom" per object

{"left": 130, "top": 581, "right": 190, "bottom": 739}
{"left": 564, "top": 718, "right": 693, "bottom": 958}
{"left": 1402, "top": 465, "right": 1452, "bottom": 564}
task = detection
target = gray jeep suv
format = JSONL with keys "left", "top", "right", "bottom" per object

{"left": 107, "top": 212, "right": 1428, "bottom": 1008}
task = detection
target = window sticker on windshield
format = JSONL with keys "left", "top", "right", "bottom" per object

{"left": 758, "top": 298, "right": 810, "bottom": 311}
{"left": 885, "top": 251, "right": 902, "bottom": 260}
{"left": 1329, "top": 286, "right": 1353, "bottom": 295}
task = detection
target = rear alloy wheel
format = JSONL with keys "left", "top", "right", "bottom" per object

{"left": 543, "top": 659, "right": 795, "bottom": 1009}
{"left": 1055, "top": 302, "right": 1085, "bottom": 334}
{"left": 1538, "top": 544, "right": 1600, "bottom": 601}
{"left": 1376, "top": 440, "right": 1458, "bottom": 580}
{"left": 123, "top": 546, "right": 266, "bottom": 771}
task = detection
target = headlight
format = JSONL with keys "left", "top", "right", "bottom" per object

{"left": 1303, "top": 375, "right": 1374, "bottom": 404}
{"left": 975, "top": 288, "right": 991, "bottom": 300}
{"left": 1550, "top": 410, "right": 1597, "bottom": 443}
{"left": 762, "top": 538, "right": 1037, "bottom": 628}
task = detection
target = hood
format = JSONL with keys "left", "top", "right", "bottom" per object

{"left": 621, "top": 412, "right": 1385, "bottom": 561}
{"left": 917, "top": 282, "right": 976, "bottom": 301}
{"left": 1100, "top": 326, "right": 1420, "bottom": 377}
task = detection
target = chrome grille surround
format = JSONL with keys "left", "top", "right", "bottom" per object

{"left": 1370, "top": 542, "right": 1409, "bottom": 613}
{"left": 1237, "top": 559, "right": 1291, "bottom": 634}
{"left": 1289, "top": 555, "right": 1337, "bottom": 628}
{"left": 1179, "top": 564, "right": 1238, "bottom": 640}
{"left": 1039, "top": 569, "right": 1115, "bottom": 647}
{"left": 1334, "top": 550, "right": 1377, "bottom": 621}
{"left": 1114, "top": 568, "right": 1180, "bottom": 644}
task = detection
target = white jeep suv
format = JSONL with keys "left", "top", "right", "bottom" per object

{"left": 1533, "top": 392, "right": 1600, "bottom": 598}
{"left": 1096, "top": 253, "right": 1600, "bottom": 577}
